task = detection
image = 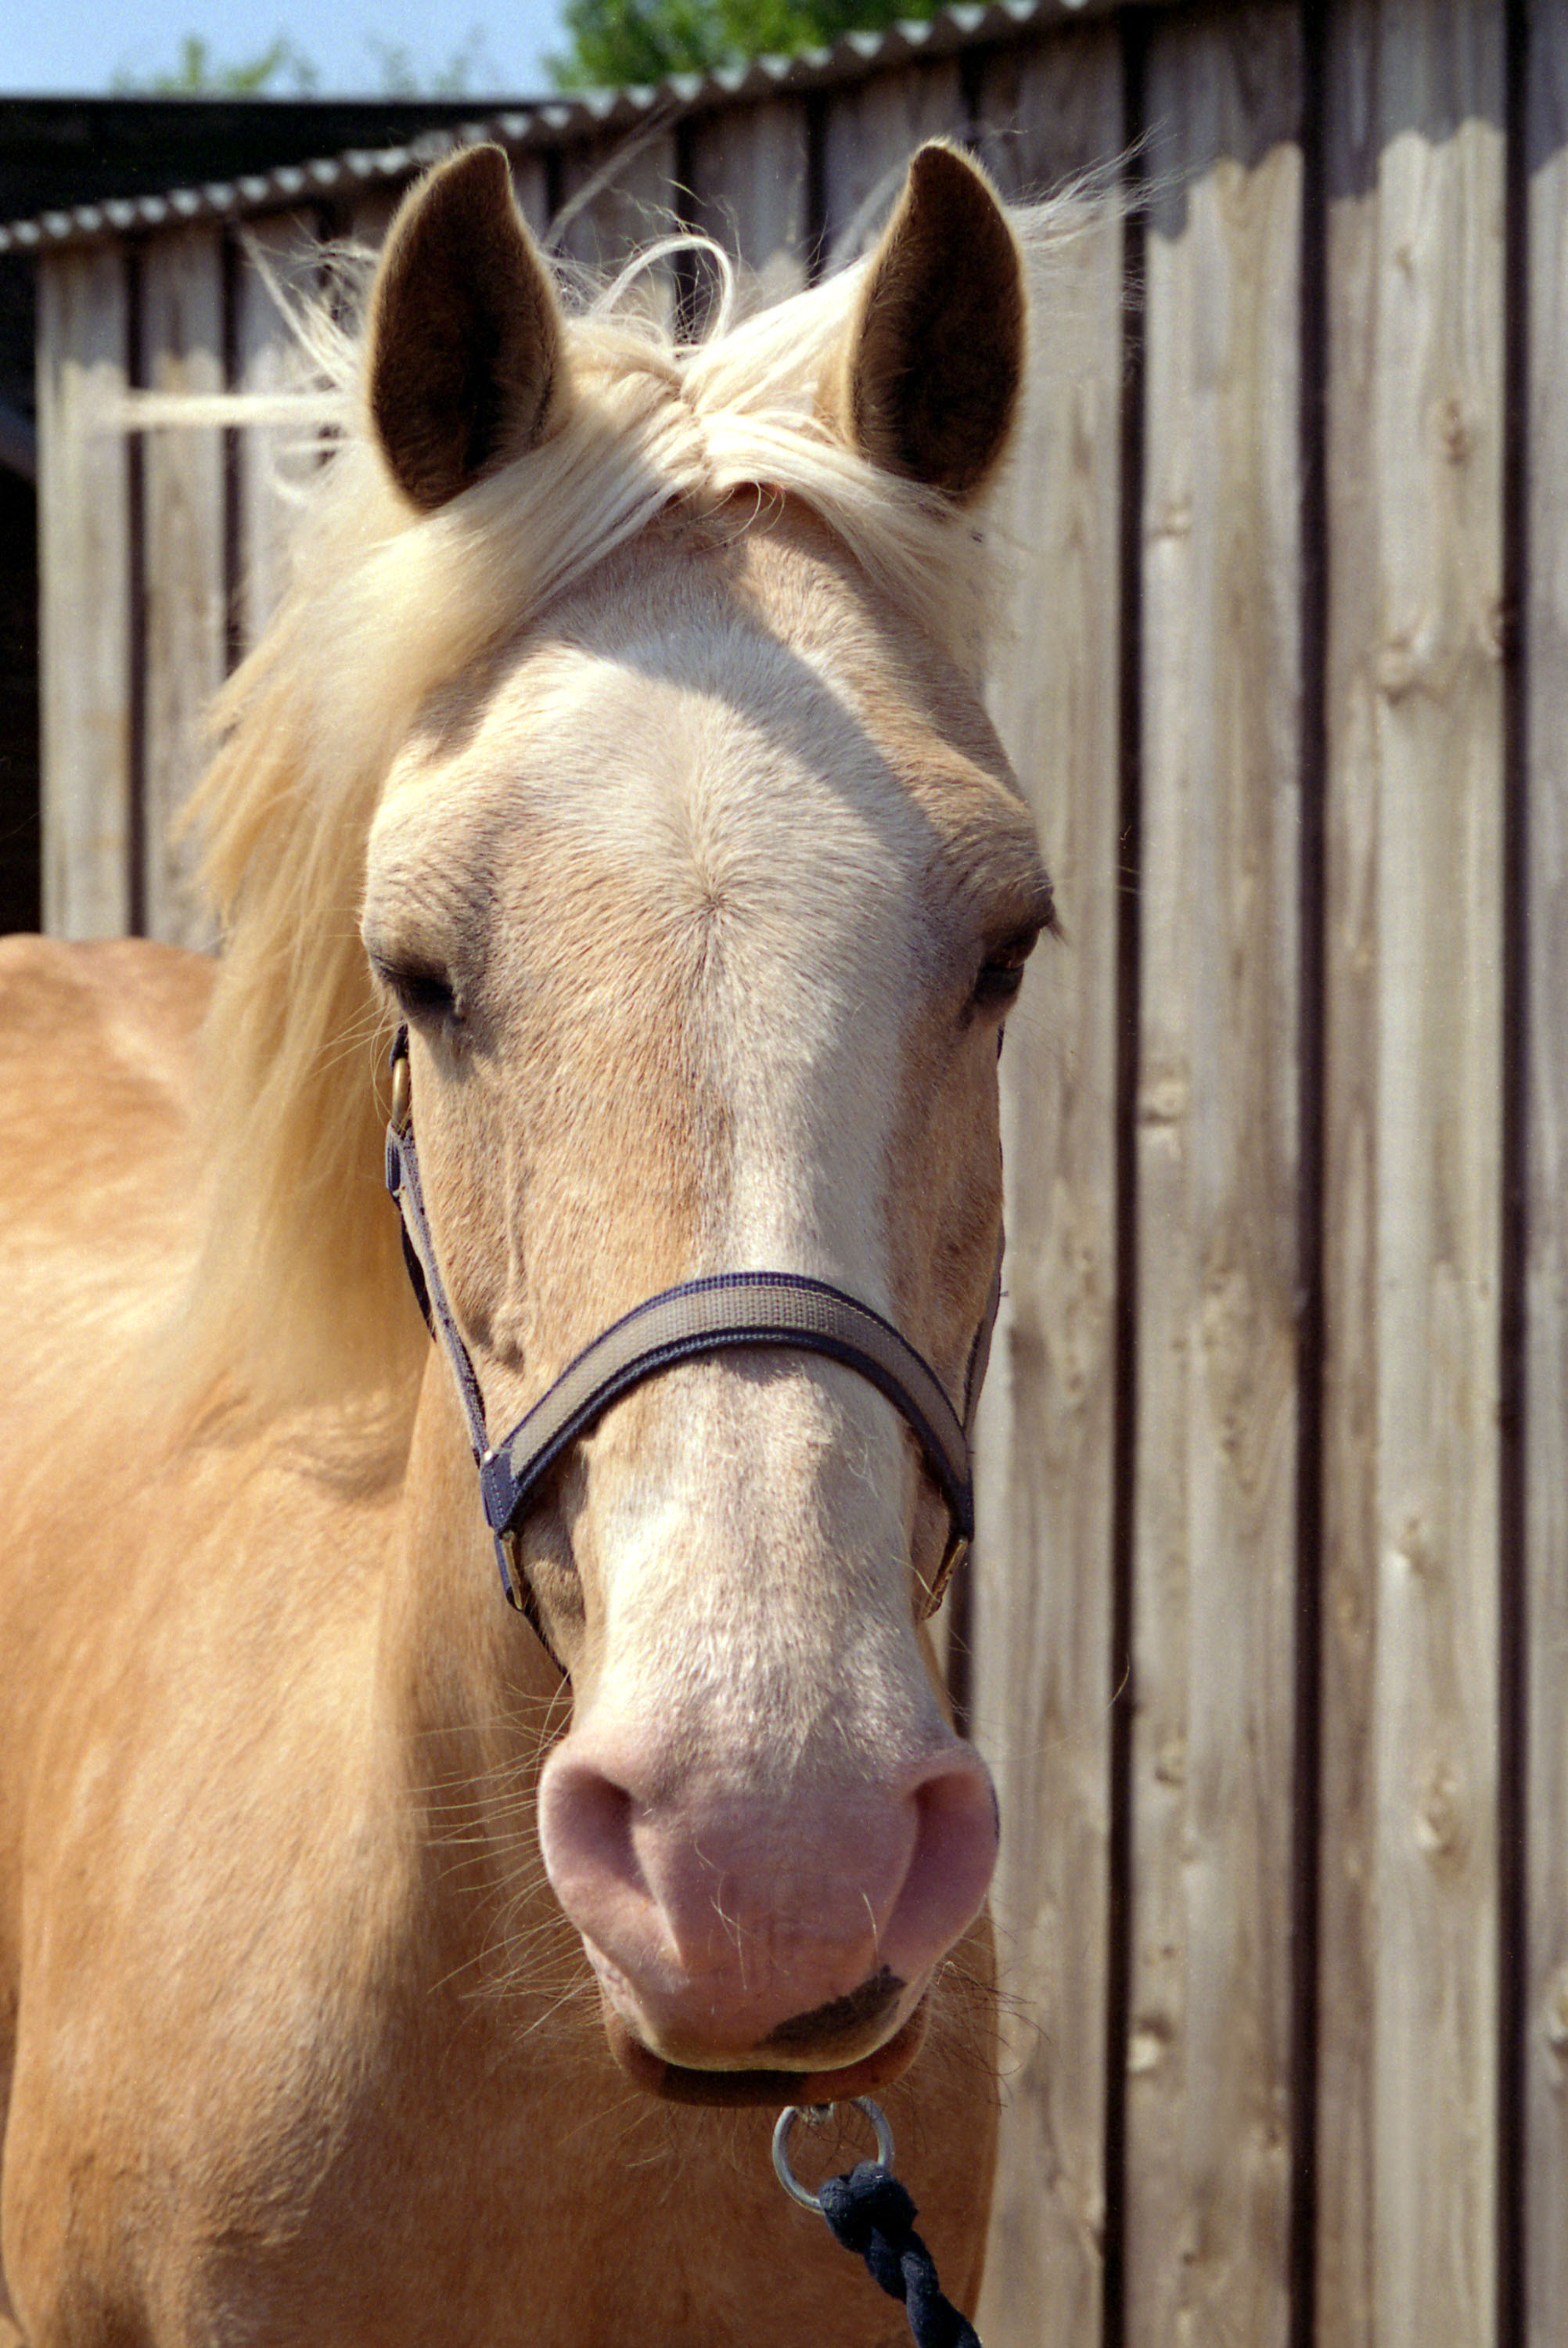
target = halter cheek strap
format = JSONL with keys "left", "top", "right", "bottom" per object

{"left": 383, "top": 1028, "right": 1002, "bottom": 1663}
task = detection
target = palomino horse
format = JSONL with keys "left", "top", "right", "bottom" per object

{"left": 0, "top": 139, "right": 1053, "bottom": 2343}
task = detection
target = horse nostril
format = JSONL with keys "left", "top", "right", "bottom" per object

{"left": 539, "top": 1726, "right": 998, "bottom": 2062}
{"left": 541, "top": 1757, "right": 645, "bottom": 1915}
{"left": 873, "top": 1750, "right": 998, "bottom": 1983}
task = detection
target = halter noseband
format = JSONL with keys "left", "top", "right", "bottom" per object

{"left": 383, "top": 1026, "right": 1000, "bottom": 1668}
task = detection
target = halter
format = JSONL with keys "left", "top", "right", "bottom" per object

{"left": 383, "top": 1027, "right": 1000, "bottom": 1669}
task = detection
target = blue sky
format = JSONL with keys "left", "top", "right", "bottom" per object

{"left": 5, "top": 0, "right": 564, "bottom": 97}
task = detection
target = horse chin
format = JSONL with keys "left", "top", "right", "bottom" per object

{"left": 598, "top": 1993, "right": 931, "bottom": 2109}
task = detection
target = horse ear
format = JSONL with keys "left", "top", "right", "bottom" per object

{"left": 827, "top": 142, "right": 1024, "bottom": 502}
{"left": 366, "top": 145, "right": 566, "bottom": 512}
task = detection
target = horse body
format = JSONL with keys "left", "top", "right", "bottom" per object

{"left": 0, "top": 141, "right": 1048, "bottom": 2343}
{"left": 0, "top": 923, "right": 997, "bottom": 2344}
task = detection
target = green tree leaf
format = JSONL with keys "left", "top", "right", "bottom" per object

{"left": 548, "top": 0, "right": 937, "bottom": 88}
{"left": 111, "top": 33, "right": 319, "bottom": 93}
{"left": 110, "top": 25, "right": 501, "bottom": 96}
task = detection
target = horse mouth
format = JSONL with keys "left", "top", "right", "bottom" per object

{"left": 600, "top": 1992, "right": 930, "bottom": 2109}
{"left": 760, "top": 1963, "right": 905, "bottom": 2053}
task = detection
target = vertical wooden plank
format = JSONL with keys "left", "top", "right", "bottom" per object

{"left": 819, "top": 63, "right": 966, "bottom": 262}
{"left": 509, "top": 153, "right": 551, "bottom": 244}
{"left": 235, "top": 211, "right": 318, "bottom": 653}
{"left": 552, "top": 129, "right": 680, "bottom": 319}
{"left": 1128, "top": 13, "right": 1303, "bottom": 2348}
{"left": 1370, "top": 10, "right": 1505, "bottom": 2324}
{"left": 36, "top": 245, "right": 131, "bottom": 938}
{"left": 141, "top": 225, "right": 225, "bottom": 949}
{"left": 1321, "top": 5, "right": 1505, "bottom": 2346}
{"left": 1523, "top": 4, "right": 1568, "bottom": 2340}
{"left": 347, "top": 186, "right": 401, "bottom": 249}
{"left": 1318, "top": 5, "right": 1382, "bottom": 2335}
{"left": 686, "top": 100, "right": 809, "bottom": 307}
{"left": 967, "top": 30, "right": 1124, "bottom": 2348}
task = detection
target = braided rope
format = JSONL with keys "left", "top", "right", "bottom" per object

{"left": 816, "top": 2162, "right": 980, "bottom": 2348}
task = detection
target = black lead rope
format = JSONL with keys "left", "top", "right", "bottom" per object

{"left": 819, "top": 2167, "right": 980, "bottom": 2348}
{"left": 772, "top": 2102, "right": 980, "bottom": 2347}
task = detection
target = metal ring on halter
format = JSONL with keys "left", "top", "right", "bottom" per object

{"left": 771, "top": 2098, "right": 897, "bottom": 2213}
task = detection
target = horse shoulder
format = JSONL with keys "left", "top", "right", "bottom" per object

{"left": 0, "top": 929, "right": 214, "bottom": 1723}
{"left": 0, "top": 935, "right": 211, "bottom": 1333}
{"left": 0, "top": 1362, "right": 415, "bottom": 2341}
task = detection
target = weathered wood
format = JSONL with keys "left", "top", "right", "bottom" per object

{"left": 1317, "top": 6, "right": 1383, "bottom": 2335}
{"left": 686, "top": 100, "right": 810, "bottom": 309}
{"left": 1126, "top": 13, "right": 1303, "bottom": 2348}
{"left": 1321, "top": 6, "right": 1505, "bottom": 2347}
{"left": 347, "top": 188, "right": 400, "bottom": 248}
{"left": 966, "top": 31, "right": 1124, "bottom": 2348}
{"left": 36, "top": 244, "right": 131, "bottom": 938}
{"left": 234, "top": 212, "right": 319, "bottom": 654}
{"left": 1523, "top": 5, "right": 1568, "bottom": 2340}
{"left": 552, "top": 128, "right": 680, "bottom": 322}
{"left": 509, "top": 153, "right": 552, "bottom": 243}
{"left": 140, "top": 225, "right": 226, "bottom": 949}
{"left": 818, "top": 63, "right": 966, "bottom": 263}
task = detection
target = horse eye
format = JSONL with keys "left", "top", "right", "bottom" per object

{"left": 973, "top": 927, "right": 1040, "bottom": 1010}
{"left": 374, "top": 956, "right": 461, "bottom": 1025}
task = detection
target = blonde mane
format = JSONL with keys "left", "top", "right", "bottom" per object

{"left": 175, "top": 182, "right": 1073, "bottom": 1423}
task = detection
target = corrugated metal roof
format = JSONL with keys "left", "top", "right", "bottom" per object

{"left": 0, "top": 0, "right": 1145, "bottom": 254}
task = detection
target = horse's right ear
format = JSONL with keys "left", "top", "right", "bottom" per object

{"left": 366, "top": 145, "right": 566, "bottom": 512}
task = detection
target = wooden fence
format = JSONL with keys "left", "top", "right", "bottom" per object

{"left": 23, "top": 1, "right": 1568, "bottom": 2341}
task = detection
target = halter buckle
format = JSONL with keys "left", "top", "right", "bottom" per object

{"left": 390, "top": 1043, "right": 412, "bottom": 1136}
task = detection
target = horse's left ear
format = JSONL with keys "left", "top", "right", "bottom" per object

{"left": 365, "top": 144, "right": 566, "bottom": 512}
{"left": 826, "top": 142, "right": 1025, "bottom": 502}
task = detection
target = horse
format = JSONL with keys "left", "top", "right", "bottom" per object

{"left": 0, "top": 138, "right": 1055, "bottom": 2343}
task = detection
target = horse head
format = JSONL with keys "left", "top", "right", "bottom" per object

{"left": 354, "top": 142, "right": 1049, "bottom": 2103}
